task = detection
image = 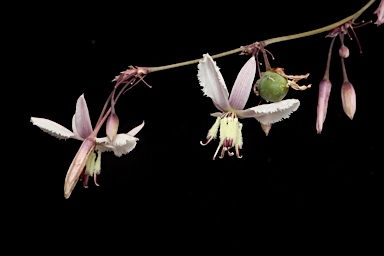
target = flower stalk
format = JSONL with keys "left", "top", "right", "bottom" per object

{"left": 147, "top": 0, "right": 377, "bottom": 74}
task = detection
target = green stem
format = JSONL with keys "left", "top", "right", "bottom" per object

{"left": 148, "top": 0, "right": 376, "bottom": 74}
{"left": 264, "top": 0, "right": 375, "bottom": 46}
{"left": 147, "top": 48, "right": 242, "bottom": 73}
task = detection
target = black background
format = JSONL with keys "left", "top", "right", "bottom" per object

{"left": 24, "top": 0, "right": 383, "bottom": 252}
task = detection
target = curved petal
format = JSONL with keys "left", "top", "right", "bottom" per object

{"left": 237, "top": 99, "right": 300, "bottom": 124}
{"left": 72, "top": 94, "right": 93, "bottom": 139}
{"left": 64, "top": 138, "right": 96, "bottom": 199}
{"left": 197, "top": 54, "right": 231, "bottom": 112}
{"left": 127, "top": 121, "right": 145, "bottom": 137}
{"left": 31, "top": 117, "right": 81, "bottom": 140}
{"left": 96, "top": 134, "right": 139, "bottom": 157}
{"left": 228, "top": 56, "right": 256, "bottom": 110}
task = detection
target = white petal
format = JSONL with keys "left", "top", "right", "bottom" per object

{"left": 127, "top": 121, "right": 145, "bottom": 137}
{"left": 237, "top": 99, "right": 300, "bottom": 124}
{"left": 197, "top": 54, "right": 231, "bottom": 112}
{"left": 228, "top": 56, "right": 256, "bottom": 110}
{"left": 96, "top": 134, "right": 138, "bottom": 157}
{"left": 31, "top": 117, "right": 79, "bottom": 140}
{"left": 72, "top": 94, "right": 93, "bottom": 139}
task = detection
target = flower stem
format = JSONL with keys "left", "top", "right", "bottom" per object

{"left": 341, "top": 56, "right": 349, "bottom": 83}
{"left": 263, "top": 0, "right": 375, "bottom": 46}
{"left": 147, "top": 48, "right": 242, "bottom": 73}
{"left": 147, "top": 0, "right": 376, "bottom": 74}
{"left": 324, "top": 37, "right": 336, "bottom": 80}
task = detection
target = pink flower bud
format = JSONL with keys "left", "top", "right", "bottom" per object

{"left": 316, "top": 79, "right": 332, "bottom": 134}
{"left": 339, "top": 45, "right": 350, "bottom": 58}
{"left": 374, "top": 0, "right": 384, "bottom": 26}
{"left": 106, "top": 113, "right": 119, "bottom": 142}
{"left": 341, "top": 81, "right": 356, "bottom": 120}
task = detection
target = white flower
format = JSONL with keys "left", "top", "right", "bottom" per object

{"left": 198, "top": 54, "right": 300, "bottom": 159}
{"left": 31, "top": 94, "right": 144, "bottom": 198}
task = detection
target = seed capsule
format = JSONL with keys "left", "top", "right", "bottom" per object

{"left": 257, "top": 71, "right": 289, "bottom": 102}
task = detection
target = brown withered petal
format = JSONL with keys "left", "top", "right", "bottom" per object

{"left": 316, "top": 79, "right": 332, "bottom": 134}
{"left": 341, "top": 81, "right": 356, "bottom": 120}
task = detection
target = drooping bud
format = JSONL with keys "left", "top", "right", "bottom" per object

{"left": 316, "top": 79, "right": 332, "bottom": 134}
{"left": 106, "top": 113, "right": 119, "bottom": 142}
{"left": 256, "top": 71, "right": 289, "bottom": 102}
{"left": 339, "top": 45, "right": 350, "bottom": 58}
{"left": 261, "top": 123, "right": 272, "bottom": 136}
{"left": 374, "top": 0, "right": 384, "bottom": 26}
{"left": 341, "top": 81, "right": 356, "bottom": 120}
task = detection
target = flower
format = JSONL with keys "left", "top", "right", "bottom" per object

{"left": 198, "top": 53, "right": 300, "bottom": 159}
{"left": 31, "top": 94, "right": 144, "bottom": 199}
{"left": 374, "top": 0, "right": 384, "bottom": 26}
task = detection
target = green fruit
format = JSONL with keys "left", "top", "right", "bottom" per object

{"left": 257, "top": 71, "right": 289, "bottom": 102}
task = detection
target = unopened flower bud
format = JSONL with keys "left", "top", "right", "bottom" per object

{"left": 257, "top": 71, "right": 289, "bottom": 102}
{"left": 341, "top": 81, "right": 356, "bottom": 120}
{"left": 106, "top": 113, "right": 119, "bottom": 142}
{"left": 316, "top": 79, "right": 332, "bottom": 134}
{"left": 261, "top": 123, "right": 272, "bottom": 136}
{"left": 339, "top": 45, "right": 350, "bottom": 58}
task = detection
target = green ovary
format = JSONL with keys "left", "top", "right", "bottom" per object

{"left": 257, "top": 71, "right": 289, "bottom": 102}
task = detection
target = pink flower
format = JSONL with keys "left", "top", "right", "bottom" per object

{"left": 198, "top": 54, "right": 300, "bottom": 159}
{"left": 31, "top": 94, "right": 144, "bottom": 199}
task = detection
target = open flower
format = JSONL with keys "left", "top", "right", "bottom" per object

{"left": 31, "top": 94, "right": 144, "bottom": 199}
{"left": 198, "top": 54, "right": 300, "bottom": 159}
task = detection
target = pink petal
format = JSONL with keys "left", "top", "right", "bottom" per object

{"left": 197, "top": 54, "right": 231, "bottom": 112}
{"left": 31, "top": 117, "right": 78, "bottom": 140}
{"left": 127, "top": 121, "right": 145, "bottom": 137}
{"left": 228, "top": 56, "right": 256, "bottom": 110}
{"left": 72, "top": 94, "right": 93, "bottom": 139}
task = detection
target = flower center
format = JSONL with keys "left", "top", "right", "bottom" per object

{"left": 201, "top": 112, "right": 243, "bottom": 160}
{"left": 82, "top": 150, "right": 102, "bottom": 187}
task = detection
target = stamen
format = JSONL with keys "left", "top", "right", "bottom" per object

{"left": 200, "top": 137, "right": 213, "bottom": 146}
{"left": 79, "top": 167, "right": 86, "bottom": 181}
{"left": 219, "top": 147, "right": 227, "bottom": 159}
{"left": 235, "top": 146, "right": 243, "bottom": 159}
{"left": 212, "top": 142, "right": 223, "bottom": 160}
{"left": 202, "top": 117, "right": 220, "bottom": 146}
{"left": 348, "top": 26, "right": 363, "bottom": 53}
{"left": 83, "top": 174, "right": 90, "bottom": 188}
{"left": 94, "top": 174, "right": 99, "bottom": 186}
